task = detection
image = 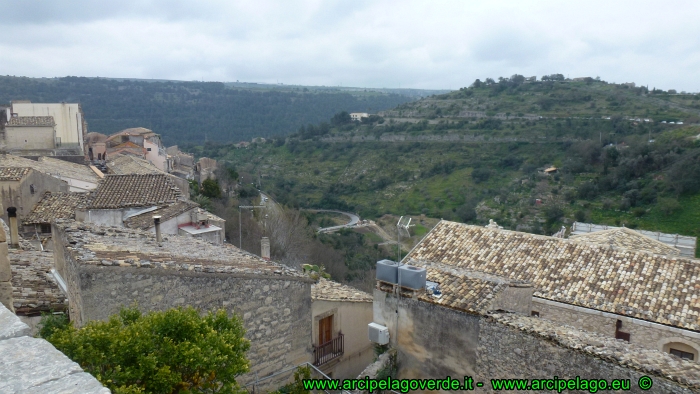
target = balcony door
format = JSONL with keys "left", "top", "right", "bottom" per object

{"left": 319, "top": 315, "right": 333, "bottom": 344}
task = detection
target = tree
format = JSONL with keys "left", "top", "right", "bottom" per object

{"left": 41, "top": 306, "right": 250, "bottom": 394}
{"left": 201, "top": 178, "right": 222, "bottom": 199}
{"left": 330, "top": 111, "right": 352, "bottom": 126}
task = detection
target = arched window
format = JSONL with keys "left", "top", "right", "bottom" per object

{"left": 663, "top": 341, "right": 699, "bottom": 361}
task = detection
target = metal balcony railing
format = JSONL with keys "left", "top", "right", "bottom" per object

{"left": 313, "top": 333, "right": 344, "bottom": 366}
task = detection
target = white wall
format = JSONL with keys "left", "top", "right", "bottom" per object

{"left": 11, "top": 103, "right": 84, "bottom": 150}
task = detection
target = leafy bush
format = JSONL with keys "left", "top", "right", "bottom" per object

{"left": 658, "top": 197, "right": 682, "bottom": 216}
{"left": 42, "top": 306, "right": 250, "bottom": 394}
{"left": 201, "top": 178, "right": 222, "bottom": 198}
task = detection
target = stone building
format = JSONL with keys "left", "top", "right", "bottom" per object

{"left": 0, "top": 167, "right": 69, "bottom": 222}
{"left": 105, "top": 154, "right": 190, "bottom": 199}
{"left": 76, "top": 173, "right": 182, "bottom": 227}
{"left": 51, "top": 220, "right": 313, "bottom": 388}
{"left": 9, "top": 101, "right": 87, "bottom": 154}
{"left": 0, "top": 154, "right": 101, "bottom": 192}
{"left": 22, "top": 191, "right": 86, "bottom": 248}
{"left": 105, "top": 127, "right": 169, "bottom": 172}
{"left": 2, "top": 116, "right": 57, "bottom": 151}
{"left": 311, "top": 278, "right": 374, "bottom": 380}
{"left": 401, "top": 220, "right": 700, "bottom": 361}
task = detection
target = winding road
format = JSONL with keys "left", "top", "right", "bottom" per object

{"left": 307, "top": 209, "right": 360, "bottom": 233}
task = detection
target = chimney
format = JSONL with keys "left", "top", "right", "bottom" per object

{"left": 0, "top": 204, "right": 13, "bottom": 312}
{"left": 153, "top": 215, "right": 162, "bottom": 246}
{"left": 6, "top": 207, "right": 18, "bottom": 248}
{"left": 261, "top": 237, "right": 270, "bottom": 260}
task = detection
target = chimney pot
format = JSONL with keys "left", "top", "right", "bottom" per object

{"left": 153, "top": 215, "right": 162, "bottom": 245}
{"left": 261, "top": 237, "right": 270, "bottom": 260}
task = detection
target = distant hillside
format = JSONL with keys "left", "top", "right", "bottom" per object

{"left": 195, "top": 76, "right": 700, "bottom": 256}
{"left": 0, "top": 76, "right": 417, "bottom": 145}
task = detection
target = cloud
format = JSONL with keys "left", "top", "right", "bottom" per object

{"left": 1, "top": 0, "right": 699, "bottom": 91}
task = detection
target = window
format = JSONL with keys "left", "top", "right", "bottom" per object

{"left": 531, "top": 311, "right": 540, "bottom": 317}
{"left": 147, "top": 148, "right": 152, "bottom": 151}
{"left": 29, "top": 184, "right": 35, "bottom": 195}
{"left": 318, "top": 315, "right": 333, "bottom": 345}
{"left": 615, "top": 320, "right": 630, "bottom": 342}
{"left": 40, "top": 224, "right": 51, "bottom": 233}
{"left": 670, "top": 348, "right": 695, "bottom": 361}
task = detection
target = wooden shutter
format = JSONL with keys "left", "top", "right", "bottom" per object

{"left": 319, "top": 315, "right": 333, "bottom": 344}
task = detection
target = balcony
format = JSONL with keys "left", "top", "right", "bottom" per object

{"left": 313, "top": 333, "right": 344, "bottom": 366}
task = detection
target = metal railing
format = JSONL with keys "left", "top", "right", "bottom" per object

{"left": 313, "top": 334, "right": 344, "bottom": 366}
{"left": 244, "top": 361, "right": 351, "bottom": 394}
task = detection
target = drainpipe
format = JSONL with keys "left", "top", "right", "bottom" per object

{"left": 153, "top": 215, "right": 162, "bottom": 246}
{"left": 7, "top": 207, "right": 18, "bottom": 248}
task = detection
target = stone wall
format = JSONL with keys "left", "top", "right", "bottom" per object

{"left": 52, "top": 223, "right": 313, "bottom": 389}
{"left": 373, "top": 290, "right": 700, "bottom": 393}
{"left": 76, "top": 266, "right": 311, "bottom": 387}
{"left": 373, "top": 289, "right": 481, "bottom": 380}
{"left": 477, "top": 317, "right": 697, "bottom": 393}
{"left": 533, "top": 298, "right": 700, "bottom": 358}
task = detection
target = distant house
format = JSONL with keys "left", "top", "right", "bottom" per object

{"left": 350, "top": 113, "right": 369, "bottom": 122}
{"left": 0, "top": 167, "right": 68, "bottom": 222}
{"left": 2, "top": 116, "right": 56, "bottom": 151}
{"left": 0, "top": 154, "right": 101, "bottom": 192}
{"left": 9, "top": 101, "right": 87, "bottom": 154}
{"left": 23, "top": 192, "right": 86, "bottom": 237}
{"left": 105, "top": 128, "right": 169, "bottom": 172}
{"left": 106, "top": 154, "right": 190, "bottom": 199}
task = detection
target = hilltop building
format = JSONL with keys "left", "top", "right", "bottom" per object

{"left": 350, "top": 112, "right": 369, "bottom": 121}
{"left": 1, "top": 116, "right": 57, "bottom": 152}
{"left": 0, "top": 154, "right": 102, "bottom": 193}
{"left": 0, "top": 167, "right": 68, "bottom": 223}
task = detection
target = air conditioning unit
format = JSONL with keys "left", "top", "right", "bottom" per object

{"left": 376, "top": 259, "right": 399, "bottom": 284}
{"left": 368, "top": 322, "right": 390, "bottom": 345}
{"left": 399, "top": 265, "right": 427, "bottom": 290}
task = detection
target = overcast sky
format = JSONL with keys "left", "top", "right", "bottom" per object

{"left": 2, "top": 0, "right": 699, "bottom": 91}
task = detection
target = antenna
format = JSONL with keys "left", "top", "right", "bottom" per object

{"left": 396, "top": 216, "right": 413, "bottom": 263}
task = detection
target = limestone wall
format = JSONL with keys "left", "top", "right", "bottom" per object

{"left": 533, "top": 298, "right": 700, "bottom": 358}
{"left": 477, "top": 317, "right": 697, "bottom": 393}
{"left": 75, "top": 266, "right": 311, "bottom": 387}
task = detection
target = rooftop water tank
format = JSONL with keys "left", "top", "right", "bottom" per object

{"left": 399, "top": 265, "right": 427, "bottom": 290}
{"left": 376, "top": 259, "right": 399, "bottom": 284}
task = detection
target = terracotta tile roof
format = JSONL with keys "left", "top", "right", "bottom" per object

{"left": 416, "top": 264, "right": 511, "bottom": 314}
{"left": 87, "top": 174, "right": 181, "bottom": 209}
{"left": 23, "top": 192, "right": 86, "bottom": 225}
{"left": 570, "top": 227, "right": 681, "bottom": 256}
{"left": 106, "top": 155, "right": 162, "bottom": 175}
{"left": 312, "top": 278, "right": 372, "bottom": 302}
{"left": 0, "top": 154, "right": 99, "bottom": 184}
{"left": 7, "top": 116, "right": 54, "bottom": 127}
{"left": 123, "top": 200, "right": 199, "bottom": 230}
{"left": 10, "top": 249, "right": 67, "bottom": 315}
{"left": 0, "top": 167, "right": 30, "bottom": 181}
{"left": 106, "top": 127, "right": 157, "bottom": 142}
{"left": 55, "top": 220, "right": 307, "bottom": 279}
{"left": 490, "top": 312, "right": 700, "bottom": 390}
{"left": 404, "top": 220, "right": 700, "bottom": 331}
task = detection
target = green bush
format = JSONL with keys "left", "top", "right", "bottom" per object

{"left": 42, "top": 306, "right": 250, "bottom": 394}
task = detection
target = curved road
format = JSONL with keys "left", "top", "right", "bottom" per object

{"left": 306, "top": 209, "right": 360, "bottom": 233}
{"left": 258, "top": 192, "right": 360, "bottom": 233}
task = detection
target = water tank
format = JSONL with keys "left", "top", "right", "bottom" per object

{"left": 368, "top": 322, "right": 390, "bottom": 345}
{"left": 376, "top": 259, "right": 399, "bottom": 284}
{"left": 399, "top": 265, "right": 427, "bottom": 290}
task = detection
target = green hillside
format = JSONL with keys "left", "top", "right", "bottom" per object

{"left": 194, "top": 76, "right": 700, "bottom": 256}
{"left": 0, "top": 76, "right": 415, "bottom": 145}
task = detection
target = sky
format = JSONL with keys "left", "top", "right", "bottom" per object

{"left": 2, "top": 0, "right": 700, "bottom": 91}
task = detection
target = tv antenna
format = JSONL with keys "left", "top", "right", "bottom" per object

{"left": 396, "top": 216, "right": 413, "bottom": 263}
